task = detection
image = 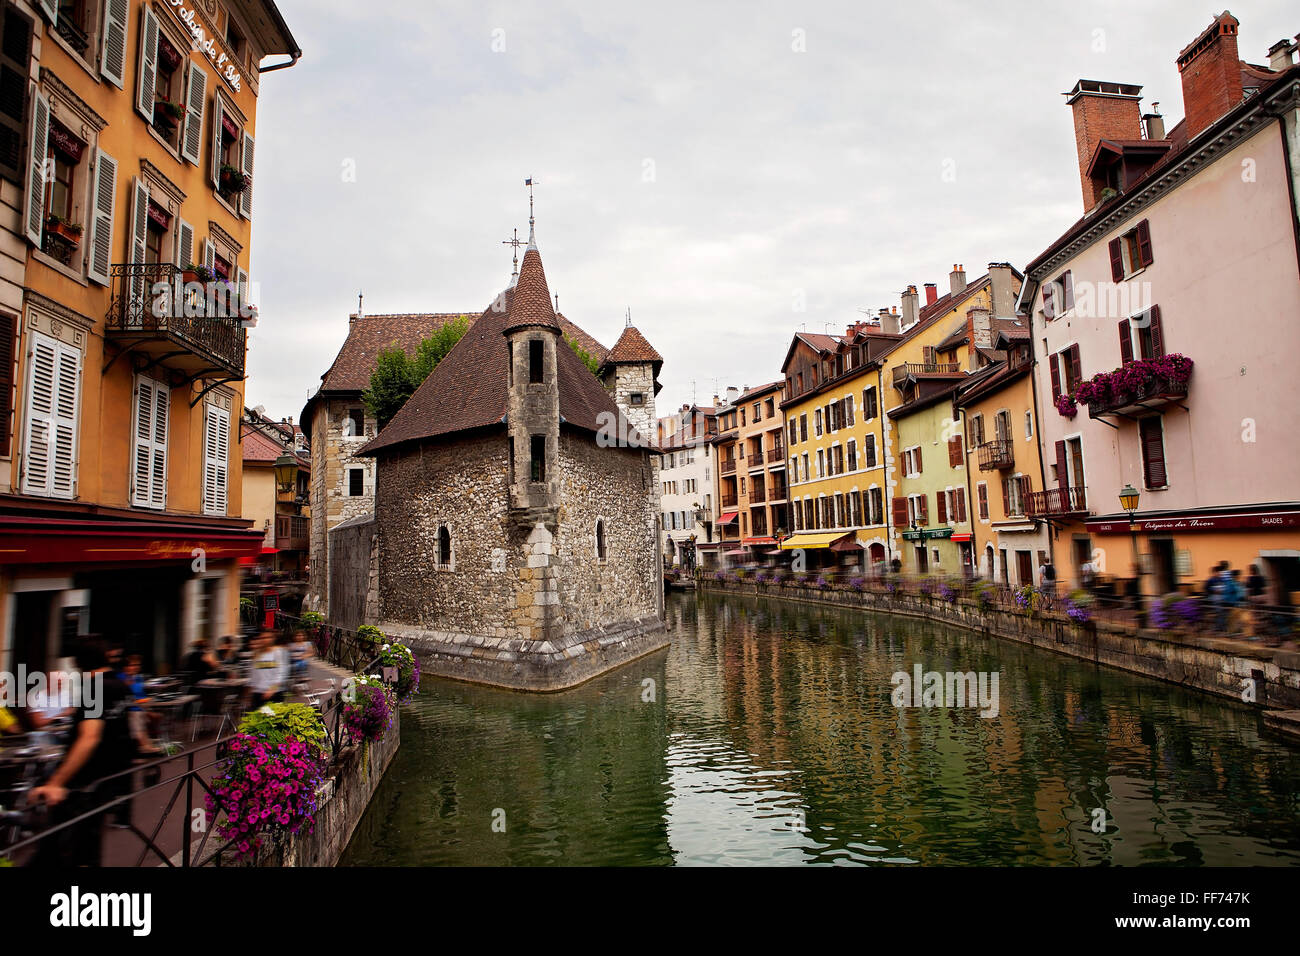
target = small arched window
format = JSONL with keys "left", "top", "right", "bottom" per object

{"left": 438, "top": 525, "right": 452, "bottom": 569}
{"left": 595, "top": 519, "right": 606, "bottom": 561}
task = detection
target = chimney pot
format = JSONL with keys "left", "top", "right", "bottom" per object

{"left": 950, "top": 264, "right": 967, "bottom": 298}
{"left": 901, "top": 285, "right": 920, "bottom": 327}
{"left": 924, "top": 282, "right": 938, "bottom": 307}
{"left": 1176, "top": 12, "right": 1243, "bottom": 142}
{"left": 1064, "top": 78, "right": 1145, "bottom": 210}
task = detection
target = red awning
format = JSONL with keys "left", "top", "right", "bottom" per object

{"left": 742, "top": 537, "right": 776, "bottom": 546}
{"left": 0, "top": 514, "right": 266, "bottom": 566}
{"left": 950, "top": 533, "right": 972, "bottom": 542}
{"left": 716, "top": 512, "right": 738, "bottom": 526}
{"left": 260, "top": 547, "right": 280, "bottom": 555}
{"left": 829, "top": 532, "right": 861, "bottom": 552}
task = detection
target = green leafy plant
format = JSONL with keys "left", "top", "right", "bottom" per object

{"left": 297, "top": 611, "right": 325, "bottom": 634}
{"left": 363, "top": 317, "right": 471, "bottom": 429}
{"left": 377, "top": 641, "right": 420, "bottom": 701}
{"left": 237, "top": 702, "right": 327, "bottom": 753}
{"left": 183, "top": 262, "right": 215, "bottom": 283}
{"left": 219, "top": 164, "right": 250, "bottom": 193}
{"left": 356, "top": 624, "right": 384, "bottom": 647}
{"left": 565, "top": 334, "right": 601, "bottom": 376}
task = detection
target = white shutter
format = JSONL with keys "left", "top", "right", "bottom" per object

{"left": 180, "top": 61, "right": 207, "bottom": 165}
{"left": 175, "top": 218, "right": 194, "bottom": 267}
{"left": 38, "top": 0, "right": 57, "bottom": 25}
{"left": 131, "top": 375, "right": 168, "bottom": 508}
{"left": 202, "top": 238, "right": 214, "bottom": 270}
{"left": 135, "top": 4, "right": 158, "bottom": 121}
{"left": 239, "top": 131, "right": 254, "bottom": 218}
{"left": 100, "top": 0, "right": 129, "bottom": 89}
{"left": 127, "top": 178, "right": 149, "bottom": 325}
{"left": 236, "top": 266, "right": 249, "bottom": 317}
{"left": 210, "top": 90, "right": 224, "bottom": 187}
{"left": 86, "top": 149, "right": 117, "bottom": 285}
{"left": 23, "top": 88, "right": 49, "bottom": 246}
{"left": 22, "top": 331, "right": 79, "bottom": 499}
{"left": 203, "top": 401, "right": 229, "bottom": 516}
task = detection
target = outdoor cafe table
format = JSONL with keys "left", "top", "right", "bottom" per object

{"left": 195, "top": 678, "right": 247, "bottom": 713}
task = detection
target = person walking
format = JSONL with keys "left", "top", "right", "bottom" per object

{"left": 248, "top": 631, "right": 288, "bottom": 709}
{"left": 1039, "top": 559, "right": 1056, "bottom": 599}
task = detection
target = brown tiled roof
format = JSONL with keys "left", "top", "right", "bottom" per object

{"left": 504, "top": 247, "right": 561, "bottom": 333}
{"left": 241, "top": 423, "right": 310, "bottom": 469}
{"left": 603, "top": 325, "right": 662, "bottom": 366}
{"left": 937, "top": 325, "right": 968, "bottom": 351}
{"left": 558, "top": 314, "right": 609, "bottom": 364}
{"left": 318, "top": 312, "right": 479, "bottom": 394}
{"left": 359, "top": 261, "right": 649, "bottom": 456}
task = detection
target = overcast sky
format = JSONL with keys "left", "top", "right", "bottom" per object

{"left": 244, "top": 0, "right": 1296, "bottom": 421}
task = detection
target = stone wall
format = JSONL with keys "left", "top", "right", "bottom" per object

{"left": 328, "top": 514, "right": 376, "bottom": 632}
{"left": 700, "top": 578, "right": 1300, "bottom": 716}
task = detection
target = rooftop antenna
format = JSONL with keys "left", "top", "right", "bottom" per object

{"left": 502, "top": 228, "right": 523, "bottom": 280}
{"left": 554, "top": 293, "right": 559, "bottom": 311}
{"left": 357, "top": 290, "right": 363, "bottom": 318}
{"left": 525, "top": 177, "right": 539, "bottom": 245}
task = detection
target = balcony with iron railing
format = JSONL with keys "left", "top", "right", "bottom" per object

{"left": 977, "top": 438, "right": 1015, "bottom": 471}
{"left": 750, "top": 485, "right": 766, "bottom": 503}
{"left": 767, "top": 446, "right": 784, "bottom": 463}
{"left": 720, "top": 458, "right": 737, "bottom": 475}
{"left": 721, "top": 494, "right": 738, "bottom": 509}
{"left": 1025, "top": 486, "right": 1088, "bottom": 518}
{"left": 106, "top": 263, "right": 248, "bottom": 379}
{"left": 1087, "top": 374, "right": 1190, "bottom": 419}
{"left": 768, "top": 482, "right": 788, "bottom": 503}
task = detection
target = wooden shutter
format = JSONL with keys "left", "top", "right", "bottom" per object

{"left": 977, "top": 483, "right": 988, "bottom": 520}
{"left": 210, "top": 90, "right": 224, "bottom": 187}
{"left": 915, "top": 445, "right": 922, "bottom": 473}
{"left": 937, "top": 491, "right": 948, "bottom": 523}
{"left": 1041, "top": 284, "right": 1056, "bottom": 320}
{"left": 955, "top": 487, "right": 967, "bottom": 523}
{"left": 239, "top": 131, "right": 254, "bottom": 218}
{"left": 1067, "top": 346, "right": 1082, "bottom": 392}
{"left": 101, "top": 0, "right": 129, "bottom": 88}
{"left": 203, "top": 400, "right": 229, "bottom": 515}
{"left": 135, "top": 3, "right": 158, "bottom": 120}
{"left": 1108, "top": 238, "right": 1124, "bottom": 281}
{"left": 23, "top": 88, "right": 48, "bottom": 245}
{"left": 1148, "top": 305, "right": 1164, "bottom": 357}
{"left": 948, "top": 434, "right": 963, "bottom": 467}
{"left": 1063, "top": 271, "right": 1075, "bottom": 311}
{"left": 1140, "top": 417, "right": 1167, "bottom": 488}
{"left": 1018, "top": 475, "right": 1033, "bottom": 501}
{"left": 181, "top": 61, "right": 207, "bottom": 165}
{"left": 22, "top": 331, "right": 79, "bottom": 498}
{"left": 1054, "top": 440, "right": 1068, "bottom": 493}
{"left": 918, "top": 494, "right": 928, "bottom": 524}
{"left": 892, "top": 496, "right": 908, "bottom": 528}
{"left": 131, "top": 376, "right": 168, "bottom": 508}
{"left": 202, "top": 237, "right": 215, "bottom": 269}
{"left": 1001, "top": 477, "right": 1010, "bottom": 513}
{"left": 175, "top": 218, "right": 194, "bottom": 268}
{"left": 128, "top": 178, "right": 149, "bottom": 321}
{"left": 0, "top": 11, "right": 31, "bottom": 186}
{"left": 85, "top": 149, "right": 117, "bottom": 285}
{"left": 37, "top": 0, "right": 57, "bottom": 24}
{"left": 237, "top": 267, "right": 249, "bottom": 321}
{"left": 1118, "top": 319, "right": 1133, "bottom": 365}
{"left": 1135, "top": 220, "right": 1153, "bottom": 268}
{"left": 1049, "top": 354, "right": 1061, "bottom": 400}
{"left": 864, "top": 434, "right": 875, "bottom": 468}
{"left": 0, "top": 312, "right": 13, "bottom": 456}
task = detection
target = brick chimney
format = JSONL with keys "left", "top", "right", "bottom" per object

{"left": 1064, "top": 79, "right": 1144, "bottom": 210}
{"left": 924, "top": 283, "right": 938, "bottom": 307}
{"left": 1176, "top": 12, "right": 1242, "bottom": 142}
{"left": 949, "top": 264, "right": 966, "bottom": 298}
{"left": 901, "top": 285, "right": 919, "bottom": 327}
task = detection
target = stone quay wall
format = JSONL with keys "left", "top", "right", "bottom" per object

{"left": 700, "top": 578, "right": 1300, "bottom": 720}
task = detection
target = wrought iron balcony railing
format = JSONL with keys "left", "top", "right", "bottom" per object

{"left": 892, "top": 361, "right": 961, "bottom": 387}
{"left": 106, "top": 263, "right": 247, "bottom": 378}
{"left": 1025, "top": 486, "right": 1088, "bottom": 518}
{"left": 1088, "top": 376, "right": 1190, "bottom": 419}
{"left": 976, "top": 438, "right": 1015, "bottom": 471}
{"left": 720, "top": 458, "right": 737, "bottom": 475}
{"left": 720, "top": 494, "right": 738, "bottom": 508}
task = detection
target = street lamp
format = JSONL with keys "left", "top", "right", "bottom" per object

{"left": 274, "top": 453, "right": 299, "bottom": 495}
{"left": 1120, "top": 484, "right": 1144, "bottom": 624}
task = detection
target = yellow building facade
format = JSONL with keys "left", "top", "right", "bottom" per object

{"left": 0, "top": 1, "right": 298, "bottom": 675}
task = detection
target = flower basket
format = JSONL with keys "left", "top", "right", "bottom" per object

{"left": 152, "top": 100, "right": 182, "bottom": 135}
{"left": 182, "top": 263, "right": 215, "bottom": 284}
{"left": 220, "top": 165, "right": 249, "bottom": 194}
{"left": 45, "top": 216, "right": 82, "bottom": 245}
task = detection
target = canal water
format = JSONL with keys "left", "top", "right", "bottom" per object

{"left": 340, "top": 591, "right": 1300, "bottom": 866}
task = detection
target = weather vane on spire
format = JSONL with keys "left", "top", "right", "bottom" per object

{"left": 625, "top": 308, "right": 632, "bottom": 328}
{"left": 502, "top": 228, "right": 523, "bottom": 278}
{"left": 525, "top": 176, "right": 539, "bottom": 243}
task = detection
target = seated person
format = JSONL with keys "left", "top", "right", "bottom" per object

{"left": 182, "top": 638, "right": 221, "bottom": 683}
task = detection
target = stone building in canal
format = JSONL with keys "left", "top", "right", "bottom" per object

{"left": 357, "top": 234, "right": 668, "bottom": 690}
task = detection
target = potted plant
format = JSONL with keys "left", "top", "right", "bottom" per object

{"left": 1054, "top": 393, "right": 1078, "bottom": 418}
{"left": 182, "top": 262, "right": 214, "bottom": 284}
{"left": 153, "top": 99, "right": 183, "bottom": 135}
{"left": 45, "top": 215, "right": 83, "bottom": 245}
{"left": 219, "top": 164, "right": 249, "bottom": 194}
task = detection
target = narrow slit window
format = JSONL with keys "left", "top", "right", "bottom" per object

{"left": 531, "top": 434, "right": 546, "bottom": 482}
{"left": 596, "top": 520, "right": 606, "bottom": 560}
{"left": 529, "top": 339, "right": 543, "bottom": 383}
{"left": 438, "top": 525, "right": 452, "bottom": 567}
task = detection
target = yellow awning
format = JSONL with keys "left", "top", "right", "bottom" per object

{"left": 779, "top": 532, "right": 848, "bottom": 550}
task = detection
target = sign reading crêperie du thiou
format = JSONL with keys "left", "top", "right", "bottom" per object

{"left": 166, "top": 0, "right": 243, "bottom": 92}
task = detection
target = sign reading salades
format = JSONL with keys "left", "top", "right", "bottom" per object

{"left": 1086, "top": 509, "right": 1300, "bottom": 535}
{"left": 167, "top": 0, "right": 242, "bottom": 92}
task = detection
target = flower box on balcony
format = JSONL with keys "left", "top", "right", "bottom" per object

{"left": 1078, "top": 354, "right": 1193, "bottom": 419}
{"left": 153, "top": 100, "right": 183, "bottom": 136}
{"left": 219, "top": 165, "right": 249, "bottom": 195}
{"left": 45, "top": 216, "right": 83, "bottom": 245}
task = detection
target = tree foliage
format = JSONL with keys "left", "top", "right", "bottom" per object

{"left": 565, "top": 334, "right": 601, "bottom": 377}
{"left": 363, "top": 317, "right": 470, "bottom": 429}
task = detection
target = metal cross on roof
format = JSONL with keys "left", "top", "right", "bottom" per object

{"left": 502, "top": 228, "right": 523, "bottom": 276}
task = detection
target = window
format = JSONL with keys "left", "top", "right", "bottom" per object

{"left": 346, "top": 407, "right": 365, "bottom": 437}
{"left": 131, "top": 375, "right": 168, "bottom": 508}
{"left": 863, "top": 434, "right": 877, "bottom": 469}
{"left": 1041, "top": 270, "right": 1075, "bottom": 320}
{"left": 1140, "top": 417, "right": 1167, "bottom": 489}
{"left": 202, "top": 397, "right": 231, "bottom": 515}
{"left": 845, "top": 394, "right": 854, "bottom": 426}
{"left": 225, "top": 14, "right": 246, "bottom": 67}
{"left": 1119, "top": 306, "right": 1165, "bottom": 363}
{"left": 868, "top": 488, "right": 883, "bottom": 525}
{"left": 903, "top": 446, "right": 922, "bottom": 477}
{"left": 752, "top": 402, "right": 760, "bottom": 422}
{"left": 530, "top": 434, "right": 546, "bottom": 482}
{"left": 814, "top": 409, "right": 822, "bottom": 437}
{"left": 210, "top": 87, "right": 254, "bottom": 217}
{"left": 799, "top": 414, "right": 808, "bottom": 442}
{"left": 1108, "top": 220, "right": 1154, "bottom": 281}
{"left": 788, "top": 420, "right": 797, "bottom": 445}
{"left": 801, "top": 453, "right": 809, "bottom": 482}
{"left": 1003, "top": 476, "right": 1030, "bottom": 516}
{"left": 862, "top": 387, "right": 878, "bottom": 421}
{"left": 529, "top": 339, "right": 544, "bottom": 383}
{"left": 977, "top": 483, "right": 989, "bottom": 520}
{"left": 847, "top": 439, "right": 857, "bottom": 471}
{"left": 438, "top": 525, "right": 452, "bottom": 569}
{"left": 968, "top": 413, "right": 984, "bottom": 447}
{"left": 21, "top": 329, "right": 80, "bottom": 498}
{"left": 0, "top": 7, "right": 32, "bottom": 186}
{"left": 816, "top": 449, "right": 824, "bottom": 478}
{"left": 630, "top": 392, "right": 645, "bottom": 406}
{"left": 1050, "top": 345, "right": 1082, "bottom": 401}
{"left": 833, "top": 445, "right": 844, "bottom": 474}
{"left": 595, "top": 519, "right": 607, "bottom": 560}
{"left": 1024, "top": 411, "right": 1033, "bottom": 440}
{"left": 348, "top": 468, "right": 364, "bottom": 497}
